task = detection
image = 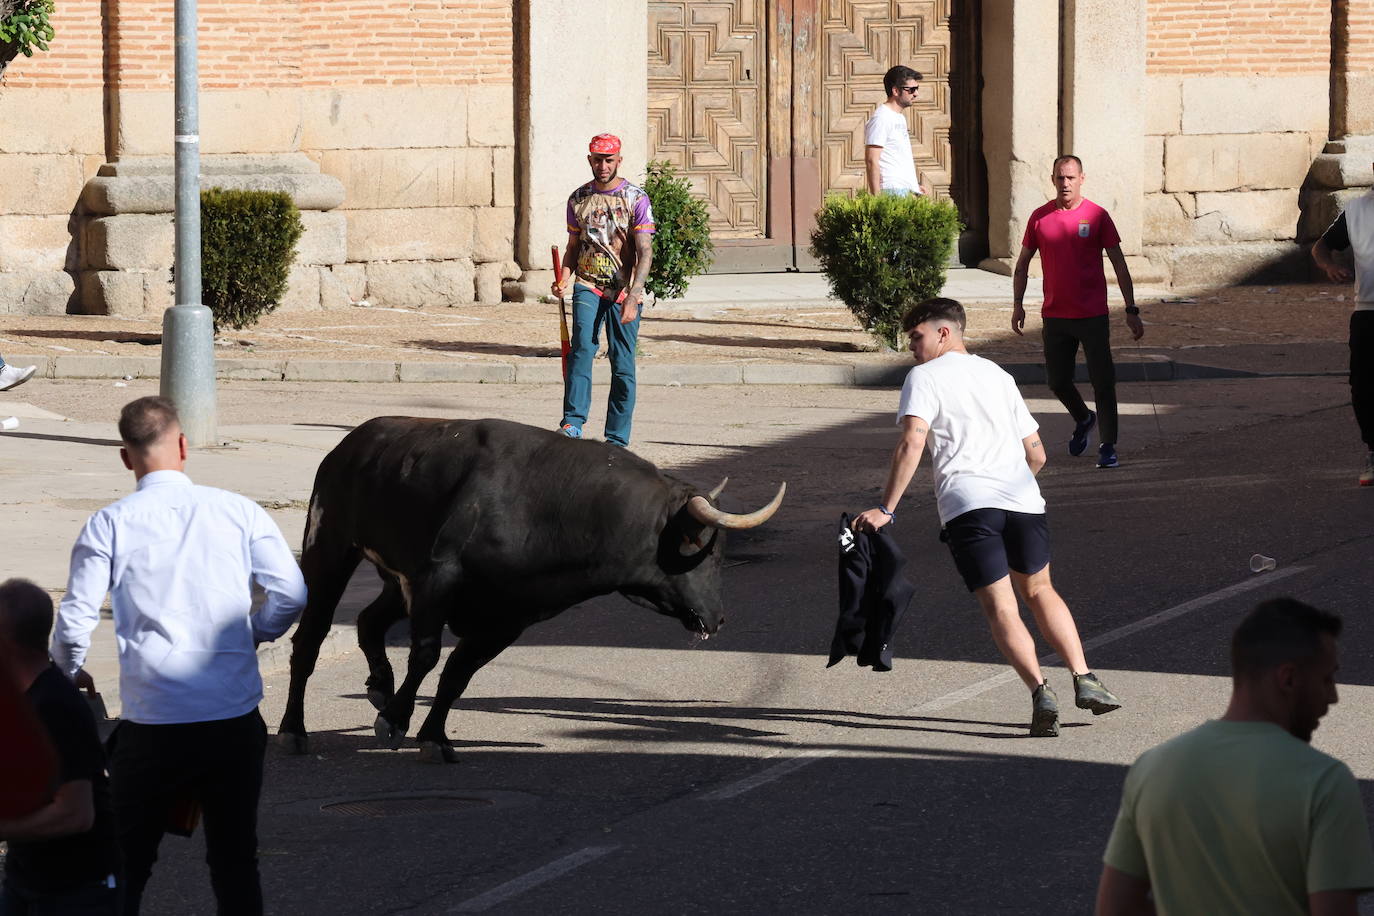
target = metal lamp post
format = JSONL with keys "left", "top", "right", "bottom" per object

{"left": 160, "top": 0, "right": 217, "bottom": 446}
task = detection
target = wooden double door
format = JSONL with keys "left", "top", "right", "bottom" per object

{"left": 648, "top": 0, "right": 986, "bottom": 270}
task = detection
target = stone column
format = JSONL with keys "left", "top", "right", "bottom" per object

{"left": 515, "top": 0, "right": 649, "bottom": 277}
{"left": 979, "top": 0, "right": 1059, "bottom": 268}
{"left": 1060, "top": 0, "right": 1147, "bottom": 256}
{"left": 1332, "top": 0, "right": 1374, "bottom": 139}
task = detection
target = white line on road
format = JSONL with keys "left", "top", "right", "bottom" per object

{"left": 699, "top": 565, "right": 1311, "bottom": 797}
{"left": 450, "top": 845, "right": 620, "bottom": 913}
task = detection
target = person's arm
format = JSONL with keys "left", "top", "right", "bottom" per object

{"left": 864, "top": 146, "right": 883, "bottom": 195}
{"left": 0, "top": 779, "right": 95, "bottom": 841}
{"left": 1106, "top": 246, "right": 1143, "bottom": 341}
{"left": 1012, "top": 244, "right": 1036, "bottom": 336}
{"left": 553, "top": 231, "right": 580, "bottom": 298}
{"left": 248, "top": 507, "right": 308, "bottom": 644}
{"left": 50, "top": 515, "right": 113, "bottom": 679}
{"left": 852, "top": 415, "right": 928, "bottom": 532}
{"left": 1308, "top": 891, "right": 1360, "bottom": 916}
{"left": 1313, "top": 238, "right": 1355, "bottom": 283}
{"left": 1095, "top": 865, "right": 1155, "bottom": 916}
{"left": 1022, "top": 431, "right": 1046, "bottom": 476}
{"left": 622, "top": 230, "right": 653, "bottom": 323}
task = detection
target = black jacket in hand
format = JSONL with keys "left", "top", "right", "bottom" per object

{"left": 829, "top": 513, "right": 916, "bottom": 671}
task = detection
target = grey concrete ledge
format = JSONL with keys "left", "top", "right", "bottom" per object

{"left": 7, "top": 352, "right": 1281, "bottom": 387}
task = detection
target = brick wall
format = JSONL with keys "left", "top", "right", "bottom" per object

{"left": 1146, "top": 1, "right": 1330, "bottom": 76}
{"left": 3, "top": 0, "right": 512, "bottom": 90}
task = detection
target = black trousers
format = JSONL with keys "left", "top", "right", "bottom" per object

{"left": 106, "top": 710, "right": 267, "bottom": 916}
{"left": 1351, "top": 311, "right": 1374, "bottom": 450}
{"left": 1042, "top": 315, "right": 1119, "bottom": 445}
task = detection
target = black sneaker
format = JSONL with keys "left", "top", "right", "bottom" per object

{"left": 1069, "top": 411, "right": 1097, "bottom": 456}
{"left": 1096, "top": 443, "right": 1119, "bottom": 469}
{"left": 1074, "top": 672, "right": 1122, "bottom": 715}
{"left": 1030, "top": 681, "right": 1060, "bottom": 737}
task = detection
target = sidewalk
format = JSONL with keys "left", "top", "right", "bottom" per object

{"left": 0, "top": 270, "right": 1350, "bottom": 386}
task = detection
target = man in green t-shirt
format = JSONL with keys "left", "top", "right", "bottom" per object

{"left": 1097, "top": 598, "right": 1374, "bottom": 915}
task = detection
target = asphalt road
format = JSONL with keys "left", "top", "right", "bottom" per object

{"left": 7, "top": 373, "right": 1374, "bottom": 914}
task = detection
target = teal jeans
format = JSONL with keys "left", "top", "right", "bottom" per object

{"left": 561, "top": 283, "right": 641, "bottom": 446}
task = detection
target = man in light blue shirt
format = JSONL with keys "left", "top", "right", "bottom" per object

{"left": 51, "top": 396, "right": 307, "bottom": 916}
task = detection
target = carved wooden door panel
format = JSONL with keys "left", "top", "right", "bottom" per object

{"left": 648, "top": 1, "right": 769, "bottom": 240}
{"left": 817, "top": 0, "right": 955, "bottom": 202}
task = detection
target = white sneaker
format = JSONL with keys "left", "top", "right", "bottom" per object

{"left": 0, "top": 364, "right": 36, "bottom": 391}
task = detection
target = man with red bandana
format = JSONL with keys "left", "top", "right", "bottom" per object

{"left": 1012, "top": 155, "right": 1144, "bottom": 469}
{"left": 551, "top": 133, "right": 655, "bottom": 447}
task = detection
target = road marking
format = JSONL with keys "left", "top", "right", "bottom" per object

{"left": 450, "top": 845, "right": 620, "bottom": 913}
{"left": 699, "top": 565, "right": 1311, "bottom": 798}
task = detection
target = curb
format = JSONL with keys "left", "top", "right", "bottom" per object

{"left": 6, "top": 352, "right": 1274, "bottom": 388}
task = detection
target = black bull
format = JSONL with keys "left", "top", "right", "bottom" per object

{"left": 277, "top": 417, "right": 785, "bottom": 763}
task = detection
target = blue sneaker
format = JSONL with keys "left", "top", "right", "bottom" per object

{"left": 558, "top": 423, "right": 582, "bottom": 439}
{"left": 1096, "top": 443, "right": 1119, "bottom": 468}
{"left": 1069, "top": 411, "right": 1096, "bottom": 456}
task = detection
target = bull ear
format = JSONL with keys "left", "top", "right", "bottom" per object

{"left": 657, "top": 505, "right": 719, "bottom": 573}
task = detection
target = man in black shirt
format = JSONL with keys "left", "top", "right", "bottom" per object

{"left": 0, "top": 578, "right": 120, "bottom": 914}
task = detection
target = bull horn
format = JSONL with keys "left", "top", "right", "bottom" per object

{"left": 686, "top": 482, "right": 786, "bottom": 530}
{"left": 707, "top": 477, "right": 729, "bottom": 501}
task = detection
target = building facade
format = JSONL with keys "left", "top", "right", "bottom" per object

{"left": 0, "top": 0, "right": 1368, "bottom": 316}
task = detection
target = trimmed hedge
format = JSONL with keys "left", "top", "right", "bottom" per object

{"left": 809, "top": 192, "right": 962, "bottom": 349}
{"left": 201, "top": 188, "right": 304, "bottom": 332}
{"left": 642, "top": 159, "right": 714, "bottom": 301}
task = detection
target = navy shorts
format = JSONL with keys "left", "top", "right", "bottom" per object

{"left": 940, "top": 508, "right": 1051, "bottom": 592}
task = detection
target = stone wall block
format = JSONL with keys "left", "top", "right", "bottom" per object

{"left": 0, "top": 89, "right": 105, "bottom": 155}
{"left": 366, "top": 260, "right": 475, "bottom": 309}
{"left": 474, "top": 261, "right": 515, "bottom": 304}
{"left": 1309, "top": 154, "right": 1374, "bottom": 191}
{"left": 346, "top": 209, "right": 474, "bottom": 263}
{"left": 1143, "top": 136, "right": 1163, "bottom": 194}
{"left": 467, "top": 85, "right": 515, "bottom": 148}
{"left": 472, "top": 208, "right": 515, "bottom": 263}
{"left": 320, "top": 265, "right": 365, "bottom": 309}
{"left": 276, "top": 265, "right": 322, "bottom": 313}
{"left": 0, "top": 155, "right": 85, "bottom": 215}
{"left": 319, "top": 148, "right": 494, "bottom": 210}
{"left": 1161, "top": 241, "right": 1306, "bottom": 288}
{"left": 0, "top": 216, "right": 75, "bottom": 272}
{"left": 1145, "top": 76, "right": 1182, "bottom": 135}
{"left": 1164, "top": 133, "right": 1313, "bottom": 193}
{"left": 1180, "top": 77, "right": 1329, "bottom": 135}
{"left": 1194, "top": 190, "right": 1302, "bottom": 241}
{"left": 1142, "top": 193, "right": 1191, "bottom": 244}
{"left": 301, "top": 88, "right": 470, "bottom": 151}
{"left": 493, "top": 148, "right": 516, "bottom": 208}
{"left": 84, "top": 214, "right": 175, "bottom": 271}
{"left": 80, "top": 270, "right": 144, "bottom": 317}
{"left": 0, "top": 270, "right": 75, "bottom": 315}
{"left": 1299, "top": 188, "right": 1365, "bottom": 242}
{"left": 82, "top": 171, "right": 344, "bottom": 217}
{"left": 296, "top": 211, "right": 347, "bottom": 266}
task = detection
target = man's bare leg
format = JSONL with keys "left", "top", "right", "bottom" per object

{"left": 1011, "top": 564, "right": 1089, "bottom": 674}
{"left": 972, "top": 575, "right": 1044, "bottom": 689}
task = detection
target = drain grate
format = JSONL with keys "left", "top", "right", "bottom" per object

{"left": 322, "top": 796, "right": 493, "bottom": 817}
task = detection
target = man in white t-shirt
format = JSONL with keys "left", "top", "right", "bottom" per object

{"left": 864, "top": 65, "right": 929, "bottom": 197}
{"left": 852, "top": 298, "right": 1122, "bottom": 736}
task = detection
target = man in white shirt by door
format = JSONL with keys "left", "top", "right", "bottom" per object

{"left": 864, "top": 65, "right": 930, "bottom": 197}
{"left": 51, "top": 396, "right": 307, "bottom": 915}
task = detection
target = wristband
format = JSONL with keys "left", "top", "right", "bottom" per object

{"left": 878, "top": 505, "right": 894, "bottom": 520}
{"left": 1124, "top": 306, "right": 1140, "bottom": 315}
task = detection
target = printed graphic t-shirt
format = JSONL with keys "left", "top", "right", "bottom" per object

{"left": 897, "top": 351, "right": 1045, "bottom": 524}
{"left": 863, "top": 105, "right": 921, "bottom": 193}
{"left": 566, "top": 179, "right": 656, "bottom": 289}
{"left": 1022, "top": 198, "right": 1121, "bottom": 319}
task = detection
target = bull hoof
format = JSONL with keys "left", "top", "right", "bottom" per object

{"left": 418, "top": 741, "right": 459, "bottom": 764}
{"left": 277, "top": 732, "right": 310, "bottom": 755}
{"left": 374, "top": 714, "right": 407, "bottom": 748}
{"left": 366, "top": 688, "right": 389, "bottom": 711}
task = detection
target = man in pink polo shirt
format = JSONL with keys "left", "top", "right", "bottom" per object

{"left": 1012, "top": 155, "right": 1144, "bottom": 469}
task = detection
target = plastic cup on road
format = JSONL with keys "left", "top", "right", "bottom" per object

{"left": 1249, "top": 554, "right": 1277, "bottom": 573}
{"left": 0, "top": 416, "right": 18, "bottom": 431}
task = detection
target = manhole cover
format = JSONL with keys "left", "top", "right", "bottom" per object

{"left": 322, "top": 796, "right": 493, "bottom": 817}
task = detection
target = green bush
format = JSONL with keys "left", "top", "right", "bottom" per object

{"left": 809, "top": 192, "right": 962, "bottom": 349}
{"left": 642, "top": 160, "right": 714, "bottom": 301}
{"left": 0, "top": 0, "right": 55, "bottom": 75}
{"left": 201, "top": 188, "right": 303, "bottom": 332}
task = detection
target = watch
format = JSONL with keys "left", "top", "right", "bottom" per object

{"left": 1124, "top": 306, "right": 1140, "bottom": 315}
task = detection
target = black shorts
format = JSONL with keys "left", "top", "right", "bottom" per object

{"left": 940, "top": 508, "right": 1051, "bottom": 592}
